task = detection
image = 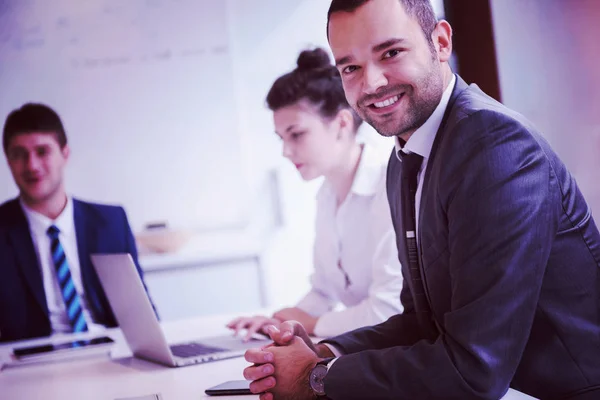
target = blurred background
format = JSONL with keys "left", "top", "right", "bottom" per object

{"left": 1, "top": 0, "right": 598, "bottom": 321}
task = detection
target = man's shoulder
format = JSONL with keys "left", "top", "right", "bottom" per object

{"left": 0, "top": 197, "right": 18, "bottom": 211}
{"left": 435, "top": 82, "right": 562, "bottom": 177}
{"left": 436, "top": 83, "right": 549, "bottom": 159}
{"left": 73, "top": 198, "right": 126, "bottom": 220}
{"left": 0, "top": 198, "right": 22, "bottom": 224}
{"left": 448, "top": 83, "right": 535, "bottom": 135}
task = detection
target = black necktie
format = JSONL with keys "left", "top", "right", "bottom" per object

{"left": 399, "top": 151, "right": 436, "bottom": 335}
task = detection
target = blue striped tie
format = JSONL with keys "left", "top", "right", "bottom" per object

{"left": 47, "top": 225, "right": 88, "bottom": 333}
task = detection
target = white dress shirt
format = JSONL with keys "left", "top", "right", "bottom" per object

{"left": 20, "top": 197, "right": 104, "bottom": 334}
{"left": 395, "top": 75, "right": 456, "bottom": 237}
{"left": 326, "top": 76, "right": 456, "bottom": 356}
{"left": 296, "top": 144, "right": 404, "bottom": 337}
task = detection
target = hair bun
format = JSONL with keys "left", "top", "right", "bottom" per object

{"left": 296, "top": 48, "right": 331, "bottom": 71}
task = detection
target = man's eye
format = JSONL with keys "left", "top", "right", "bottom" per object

{"left": 342, "top": 65, "right": 359, "bottom": 74}
{"left": 383, "top": 49, "right": 402, "bottom": 59}
{"left": 8, "top": 150, "right": 25, "bottom": 161}
{"left": 291, "top": 132, "right": 304, "bottom": 140}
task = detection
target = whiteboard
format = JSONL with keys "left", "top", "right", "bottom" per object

{"left": 0, "top": 0, "right": 246, "bottom": 231}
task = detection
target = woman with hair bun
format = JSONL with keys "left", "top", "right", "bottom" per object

{"left": 227, "top": 48, "right": 403, "bottom": 338}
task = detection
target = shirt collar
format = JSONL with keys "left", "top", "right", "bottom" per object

{"left": 350, "top": 143, "right": 383, "bottom": 196}
{"left": 395, "top": 74, "right": 456, "bottom": 159}
{"left": 20, "top": 196, "right": 75, "bottom": 237}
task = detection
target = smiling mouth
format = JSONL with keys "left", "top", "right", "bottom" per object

{"left": 369, "top": 94, "right": 402, "bottom": 109}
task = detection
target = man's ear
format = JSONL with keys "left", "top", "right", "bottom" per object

{"left": 61, "top": 144, "right": 71, "bottom": 161}
{"left": 432, "top": 20, "right": 453, "bottom": 63}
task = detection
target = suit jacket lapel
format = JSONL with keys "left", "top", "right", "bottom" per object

{"left": 414, "top": 76, "right": 470, "bottom": 335}
{"left": 417, "top": 75, "right": 470, "bottom": 234}
{"left": 73, "top": 198, "right": 107, "bottom": 320}
{"left": 73, "top": 199, "right": 98, "bottom": 290}
{"left": 7, "top": 199, "right": 48, "bottom": 314}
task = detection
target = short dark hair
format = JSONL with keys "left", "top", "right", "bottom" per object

{"left": 327, "top": 0, "right": 438, "bottom": 48}
{"left": 2, "top": 103, "right": 67, "bottom": 152}
{"left": 266, "top": 47, "right": 362, "bottom": 131}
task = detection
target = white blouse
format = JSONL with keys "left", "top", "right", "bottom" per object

{"left": 296, "top": 144, "right": 404, "bottom": 337}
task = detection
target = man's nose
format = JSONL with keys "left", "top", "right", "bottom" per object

{"left": 26, "top": 153, "right": 42, "bottom": 171}
{"left": 362, "top": 63, "right": 389, "bottom": 95}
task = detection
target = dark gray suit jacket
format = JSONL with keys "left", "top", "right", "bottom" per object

{"left": 322, "top": 76, "right": 600, "bottom": 400}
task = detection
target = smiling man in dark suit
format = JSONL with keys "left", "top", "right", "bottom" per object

{"left": 0, "top": 103, "right": 155, "bottom": 342}
{"left": 241, "top": 0, "right": 600, "bottom": 399}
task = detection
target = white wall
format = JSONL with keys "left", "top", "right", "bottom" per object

{"left": 0, "top": 0, "right": 246, "bottom": 232}
{"left": 490, "top": 0, "right": 600, "bottom": 214}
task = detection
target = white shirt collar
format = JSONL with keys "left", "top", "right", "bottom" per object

{"left": 319, "top": 143, "right": 384, "bottom": 200}
{"left": 395, "top": 74, "right": 456, "bottom": 159}
{"left": 20, "top": 196, "right": 75, "bottom": 237}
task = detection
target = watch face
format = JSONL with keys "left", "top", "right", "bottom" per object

{"left": 309, "top": 364, "right": 328, "bottom": 396}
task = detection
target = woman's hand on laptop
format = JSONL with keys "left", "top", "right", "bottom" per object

{"left": 226, "top": 315, "right": 281, "bottom": 342}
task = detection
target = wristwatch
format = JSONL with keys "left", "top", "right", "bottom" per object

{"left": 309, "top": 357, "right": 336, "bottom": 397}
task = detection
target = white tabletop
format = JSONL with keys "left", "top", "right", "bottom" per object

{"left": 0, "top": 314, "right": 254, "bottom": 400}
{"left": 0, "top": 313, "right": 537, "bottom": 400}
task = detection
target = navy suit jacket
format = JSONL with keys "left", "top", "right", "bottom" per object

{"left": 0, "top": 197, "right": 152, "bottom": 343}
{"left": 323, "top": 76, "right": 600, "bottom": 400}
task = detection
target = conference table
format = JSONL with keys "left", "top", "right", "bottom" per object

{"left": 0, "top": 313, "right": 537, "bottom": 400}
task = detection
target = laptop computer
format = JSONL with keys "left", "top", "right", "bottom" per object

{"left": 91, "top": 253, "right": 270, "bottom": 367}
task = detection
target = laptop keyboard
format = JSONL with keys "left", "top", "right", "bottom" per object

{"left": 170, "top": 343, "right": 227, "bottom": 358}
